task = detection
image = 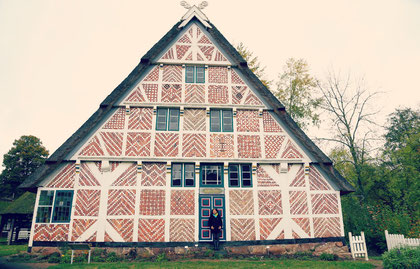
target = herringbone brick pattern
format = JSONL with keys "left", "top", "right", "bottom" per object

{"left": 311, "top": 193, "right": 339, "bottom": 214}
{"left": 199, "top": 45, "right": 215, "bottom": 61}
{"left": 161, "top": 84, "right": 182, "bottom": 103}
{"left": 232, "top": 86, "right": 247, "bottom": 104}
{"left": 125, "top": 132, "right": 151, "bottom": 157}
{"left": 71, "top": 219, "right": 97, "bottom": 241}
{"left": 79, "top": 162, "right": 101, "bottom": 186}
{"left": 208, "top": 85, "right": 228, "bottom": 104}
{"left": 290, "top": 166, "right": 306, "bottom": 187}
{"left": 182, "top": 134, "right": 206, "bottom": 157}
{"left": 111, "top": 163, "right": 137, "bottom": 186}
{"left": 244, "top": 91, "right": 263, "bottom": 106}
{"left": 141, "top": 162, "right": 166, "bottom": 186}
{"left": 107, "top": 189, "right": 136, "bottom": 216}
{"left": 107, "top": 219, "right": 134, "bottom": 242}
{"left": 229, "top": 190, "right": 254, "bottom": 215}
{"left": 162, "top": 65, "right": 182, "bottom": 82}
{"left": 230, "top": 219, "right": 255, "bottom": 241}
{"left": 100, "top": 132, "right": 123, "bottom": 156}
{"left": 126, "top": 87, "right": 146, "bottom": 102}
{"left": 170, "top": 218, "right": 195, "bottom": 242}
{"left": 262, "top": 111, "right": 283, "bottom": 132}
{"left": 210, "top": 134, "right": 234, "bottom": 158}
{"left": 183, "top": 109, "right": 206, "bottom": 131}
{"left": 289, "top": 191, "right": 309, "bottom": 215}
{"left": 258, "top": 190, "right": 282, "bottom": 215}
{"left": 161, "top": 47, "right": 174, "bottom": 59}
{"left": 309, "top": 166, "right": 331, "bottom": 190}
{"left": 34, "top": 224, "right": 69, "bottom": 241}
{"left": 154, "top": 133, "right": 179, "bottom": 157}
{"left": 214, "top": 51, "right": 227, "bottom": 61}
{"left": 104, "top": 232, "right": 113, "bottom": 242}
{"left": 281, "top": 139, "right": 304, "bottom": 159}
{"left": 74, "top": 189, "right": 100, "bottom": 216}
{"left": 237, "top": 135, "right": 261, "bottom": 158}
{"left": 264, "top": 135, "right": 285, "bottom": 158}
{"left": 236, "top": 110, "right": 260, "bottom": 132}
{"left": 79, "top": 135, "right": 104, "bottom": 156}
{"left": 138, "top": 219, "right": 165, "bottom": 242}
{"left": 313, "top": 217, "right": 341, "bottom": 237}
{"left": 170, "top": 190, "right": 195, "bottom": 215}
{"left": 259, "top": 218, "right": 282, "bottom": 240}
{"left": 208, "top": 67, "right": 228, "bottom": 83}
{"left": 143, "top": 66, "right": 159, "bottom": 81}
{"left": 292, "top": 218, "right": 311, "bottom": 238}
{"left": 256, "top": 165, "right": 279, "bottom": 187}
{"left": 231, "top": 69, "right": 245, "bottom": 84}
{"left": 128, "top": 108, "right": 153, "bottom": 130}
{"left": 140, "top": 190, "right": 165, "bottom": 215}
{"left": 185, "top": 85, "right": 205, "bottom": 103}
{"left": 46, "top": 163, "right": 75, "bottom": 188}
{"left": 103, "top": 108, "right": 125, "bottom": 129}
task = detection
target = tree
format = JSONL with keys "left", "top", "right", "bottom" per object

{"left": 317, "top": 70, "right": 380, "bottom": 198}
{"left": 235, "top": 42, "right": 271, "bottom": 88}
{"left": 384, "top": 107, "right": 419, "bottom": 152}
{"left": 0, "top": 135, "right": 49, "bottom": 199}
{"left": 274, "top": 58, "right": 322, "bottom": 130}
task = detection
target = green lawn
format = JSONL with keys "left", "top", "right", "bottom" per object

{"left": 48, "top": 259, "right": 375, "bottom": 269}
{"left": 0, "top": 243, "right": 27, "bottom": 257}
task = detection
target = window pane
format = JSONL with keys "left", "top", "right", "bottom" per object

{"left": 52, "top": 191, "right": 73, "bottom": 223}
{"left": 156, "top": 108, "right": 167, "bottom": 130}
{"left": 168, "top": 108, "right": 179, "bottom": 131}
{"left": 39, "top": 190, "right": 54, "bottom": 206}
{"left": 36, "top": 206, "right": 52, "bottom": 223}
{"left": 184, "top": 164, "right": 195, "bottom": 186}
{"left": 242, "top": 164, "right": 252, "bottom": 187}
{"left": 229, "top": 164, "right": 240, "bottom": 187}
{"left": 186, "top": 66, "right": 194, "bottom": 83}
{"left": 196, "top": 67, "right": 205, "bottom": 83}
{"left": 222, "top": 110, "right": 233, "bottom": 132}
{"left": 172, "top": 164, "right": 182, "bottom": 186}
{"left": 202, "top": 165, "right": 222, "bottom": 185}
{"left": 210, "top": 110, "right": 220, "bottom": 132}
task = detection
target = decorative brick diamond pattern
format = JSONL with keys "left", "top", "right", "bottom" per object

{"left": 290, "top": 166, "right": 306, "bottom": 187}
{"left": 74, "top": 190, "right": 100, "bottom": 216}
{"left": 79, "top": 162, "right": 101, "bottom": 186}
{"left": 111, "top": 163, "right": 137, "bottom": 186}
{"left": 171, "top": 190, "right": 195, "bottom": 215}
{"left": 183, "top": 109, "right": 206, "bottom": 131}
{"left": 244, "top": 91, "right": 263, "bottom": 106}
{"left": 46, "top": 163, "right": 75, "bottom": 188}
{"left": 309, "top": 166, "right": 331, "bottom": 190}
{"left": 154, "top": 133, "right": 179, "bottom": 157}
{"left": 281, "top": 139, "right": 304, "bottom": 159}
{"left": 229, "top": 190, "right": 254, "bottom": 215}
{"left": 125, "top": 132, "right": 151, "bottom": 157}
{"left": 264, "top": 135, "right": 285, "bottom": 158}
{"left": 140, "top": 190, "right": 165, "bottom": 216}
{"left": 125, "top": 87, "right": 146, "bottom": 102}
{"left": 170, "top": 219, "right": 195, "bottom": 242}
{"left": 231, "top": 219, "right": 256, "bottom": 241}
{"left": 107, "top": 189, "right": 135, "bottom": 216}
{"left": 292, "top": 218, "right": 311, "bottom": 238}
{"left": 185, "top": 85, "right": 205, "bottom": 103}
{"left": 236, "top": 110, "right": 260, "bottom": 132}
{"left": 162, "top": 65, "right": 182, "bottom": 82}
{"left": 161, "top": 84, "right": 182, "bottom": 103}
{"left": 232, "top": 86, "right": 247, "bottom": 104}
{"left": 100, "top": 132, "right": 123, "bottom": 156}
{"left": 256, "top": 165, "right": 279, "bottom": 187}
{"left": 208, "top": 67, "right": 228, "bottom": 83}
{"left": 208, "top": 85, "right": 228, "bottom": 104}
{"left": 182, "top": 134, "right": 206, "bottom": 157}
{"left": 107, "top": 219, "right": 134, "bottom": 242}
{"left": 259, "top": 218, "right": 282, "bottom": 240}
{"left": 231, "top": 69, "right": 245, "bottom": 84}
{"left": 128, "top": 107, "right": 153, "bottom": 130}
{"left": 311, "top": 193, "right": 339, "bottom": 214}
{"left": 262, "top": 111, "right": 283, "bottom": 132}
{"left": 313, "top": 217, "right": 341, "bottom": 237}
{"left": 210, "top": 134, "right": 234, "bottom": 158}
{"left": 258, "top": 190, "right": 282, "bottom": 215}
{"left": 199, "top": 45, "right": 215, "bottom": 61}
{"left": 141, "top": 162, "right": 166, "bottom": 186}
{"left": 79, "top": 135, "right": 104, "bottom": 156}
{"left": 237, "top": 135, "right": 261, "bottom": 158}
{"left": 138, "top": 219, "right": 165, "bottom": 242}
{"left": 176, "top": 45, "right": 190, "bottom": 59}
{"left": 289, "top": 191, "right": 309, "bottom": 215}
{"left": 142, "top": 84, "right": 158, "bottom": 102}
{"left": 34, "top": 224, "right": 69, "bottom": 241}
{"left": 103, "top": 108, "right": 125, "bottom": 129}
{"left": 71, "top": 219, "right": 97, "bottom": 241}
{"left": 143, "top": 66, "right": 159, "bottom": 81}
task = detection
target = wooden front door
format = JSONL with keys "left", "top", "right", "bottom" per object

{"left": 199, "top": 195, "right": 225, "bottom": 241}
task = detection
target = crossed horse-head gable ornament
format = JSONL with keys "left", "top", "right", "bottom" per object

{"left": 180, "top": 1, "right": 209, "bottom": 10}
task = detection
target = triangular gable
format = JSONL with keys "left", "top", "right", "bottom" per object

{"left": 158, "top": 23, "right": 231, "bottom": 65}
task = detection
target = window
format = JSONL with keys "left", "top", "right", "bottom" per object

{"left": 186, "top": 66, "right": 205, "bottom": 83}
{"left": 36, "top": 190, "right": 74, "bottom": 223}
{"left": 229, "top": 164, "right": 252, "bottom": 187}
{"left": 156, "top": 107, "right": 180, "bottom": 131}
{"left": 200, "top": 163, "right": 223, "bottom": 186}
{"left": 171, "top": 163, "right": 195, "bottom": 187}
{"left": 210, "top": 109, "right": 233, "bottom": 132}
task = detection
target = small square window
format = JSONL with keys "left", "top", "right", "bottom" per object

{"left": 229, "top": 164, "right": 252, "bottom": 187}
{"left": 210, "top": 109, "right": 233, "bottom": 132}
{"left": 171, "top": 163, "right": 195, "bottom": 187}
{"left": 156, "top": 108, "right": 180, "bottom": 131}
{"left": 185, "top": 66, "right": 205, "bottom": 83}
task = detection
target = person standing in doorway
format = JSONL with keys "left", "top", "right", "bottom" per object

{"left": 208, "top": 208, "right": 223, "bottom": 250}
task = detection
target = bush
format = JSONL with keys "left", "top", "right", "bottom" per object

{"left": 155, "top": 253, "right": 168, "bottom": 262}
{"left": 319, "top": 253, "right": 338, "bottom": 261}
{"left": 106, "top": 252, "right": 122, "bottom": 262}
{"left": 91, "top": 248, "right": 106, "bottom": 262}
{"left": 382, "top": 247, "right": 420, "bottom": 269}
{"left": 47, "top": 252, "right": 61, "bottom": 263}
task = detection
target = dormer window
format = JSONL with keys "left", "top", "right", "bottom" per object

{"left": 186, "top": 66, "right": 205, "bottom": 83}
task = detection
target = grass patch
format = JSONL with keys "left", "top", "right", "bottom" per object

{"left": 48, "top": 259, "right": 375, "bottom": 269}
{"left": 0, "top": 244, "right": 27, "bottom": 257}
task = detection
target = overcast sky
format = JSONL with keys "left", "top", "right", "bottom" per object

{"left": 0, "top": 0, "right": 419, "bottom": 168}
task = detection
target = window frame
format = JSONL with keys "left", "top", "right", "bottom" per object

{"left": 200, "top": 163, "right": 224, "bottom": 187}
{"left": 185, "top": 66, "right": 205, "bottom": 84}
{"left": 35, "top": 190, "right": 55, "bottom": 223}
{"left": 228, "top": 163, "right": 253, "bottom": 188}
{"left": 171, "top": 163, "right": 196, "bottom": 187}
{"left": 36, "top": 190, "right": 74, "bottom": 224}
{"left": 210, "top": 109, "right": 233, "bottom": 132}
{"left": 156, "top": 107, "right": 180, "bottom": 131}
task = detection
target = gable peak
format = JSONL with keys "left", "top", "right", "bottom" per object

{"left": 179, "top": 2, "right": 211, "bottom": 29}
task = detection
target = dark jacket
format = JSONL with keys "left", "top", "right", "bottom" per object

{"left": 208, "top": 213, "right": 223, "bottom": 231}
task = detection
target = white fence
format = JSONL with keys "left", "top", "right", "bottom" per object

{"left": 348, "top": 231, "right": 368, "bottom": 260}
{"left": 385, "top": 230, "right": 420, "bottom": 250}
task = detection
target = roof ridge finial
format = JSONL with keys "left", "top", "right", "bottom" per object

{"left": 180, "top": 1, "right": 208, "bottom": 10}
